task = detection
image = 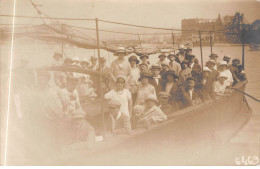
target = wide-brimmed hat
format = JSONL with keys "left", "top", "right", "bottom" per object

{"left": 179, "top": 45, "right": 186, "bottom": 50}
{"left": 165, "top": 70, "right": 178, "bottom": 79}
{"left": 138, "top": 72, "right": 153, "bottom": 81}
{"left": 167, "top": 54, "right": 176, "bottom": 59}
{"left": 158, "top": 54, "right": 166, "bottom": 58}
{"left": 139, "top": 63, "right": 149, "bottom": 68}
{"left": 128, "top": 55, "right": 140, "bottom": 64}
{"left": 207, "top": 59, "right": 216, "bottom": 65}
{"left": 158, "top": 91, "right": 170, "bottom": 98}
{"left": 140, "top": 54, "right": 149, "bottom": 59}
{"left": 220, "top": 60, "right": 228, "bottom": 66}
{"left": 108, "top": 99, "right": 121, "bottom": 108}
{"left": 144, "top": 95, "right": 159, "bottom": 103}
{"left": 223, "top": 55, "right": 231, "bottom": 60}
{"left": 232, "top": 59, "right": 240, "bottom": 64}
{"left": 151, "top": 64, "right": 161, "bottom": 70}
{"left": 186, "top": 77, "right": 196, "bottom": 82}
{"left": 209, "top": 52, "right": 219, "bottom": 58}
{"left": 115, "top": 47, "right": 126, "bottom": 55}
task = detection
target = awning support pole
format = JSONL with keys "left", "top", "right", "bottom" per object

{"left": 95, "top": 18, "right": 106, "bottom": 137}
{"left": 199, "top": 31, "right": 203, "bottom": 71}
{"left": 209, "top": 31, "right": 213, "bottom": 54}
{"left": 242, "top": 24, "right": 245, "bottom": 70}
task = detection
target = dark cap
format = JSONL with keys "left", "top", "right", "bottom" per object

{"left": 138, "top": 72, "right": 153, "bottom": 81}
{"left": 158, "top": 54, "right": 166, "bottom": 58}
{"left": 165, "top": 70, "right": 178, "bottom": 79}
{"left": 140, "top": 54, "right": 149, "bottom": 59}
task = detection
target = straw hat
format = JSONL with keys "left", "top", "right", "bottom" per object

{"left": 138, "top": 72, "right": 153, "bottom": 81}
{"left": 151, "top": 64, "right": 161, "bottom": 70}
{"left": 115, "top": 47, "right": 126, "bottom": 54}
{"left": 220, "top": 60, "right": 228, "bottom": 66}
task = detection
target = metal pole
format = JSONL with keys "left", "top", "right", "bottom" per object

{"left": 171, "top": 29, "right": 175, "bottom": 46}
{"left": 242, "top": 24, "right": 245, "bottom": 70}
{"left": 199, "top": 31, "right": 203, "bottom": 71}
{"left": 95, "top": 18, "right": 105, "bottom": 136}
{"left": 209, "top": 31, "right": 212, "bottom": 54}
{"left": 138, "top": 34, "right": 142, "bottom": 48}
{"left": 61, "top": 24, "right": 64, "bottom": 60}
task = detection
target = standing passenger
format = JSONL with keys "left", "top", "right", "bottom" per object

{"left": 110, "top": 47, "right": 132, "bottom": 90}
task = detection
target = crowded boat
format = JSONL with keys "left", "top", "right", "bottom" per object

{"left": 12, "top": 45, "right": 248, "bottom": 153}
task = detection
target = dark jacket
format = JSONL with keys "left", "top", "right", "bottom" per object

{"left": 179, "top": 85, "right": 203, "bottom": 108}
{"left": 149, "top": 77, "right": 163, "bottom": 96}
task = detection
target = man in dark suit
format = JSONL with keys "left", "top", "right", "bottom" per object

{"left": 179, "top": 77, "right": 203, "bottom": 108}
{"left": 149, "top": 64, "right": 163, "bottom": 96}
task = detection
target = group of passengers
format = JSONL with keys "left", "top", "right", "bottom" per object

{"left": 12, "top": 45, "right": 248, "bottom": 152}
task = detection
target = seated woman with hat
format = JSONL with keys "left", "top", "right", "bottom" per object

{"left": 135, "top": 72, "right": 157, "bottom": 106}
{"left": 213, "top": 73, "right": 230, "bottom": 98}
{"left": 105, "top": 76, "right": 132, "bottom": 119}
{"left": 179, "top": 60, "right": 192, "bottom": 85}
{"left": 162, "top": 70, "right": 182, "bottom": 111}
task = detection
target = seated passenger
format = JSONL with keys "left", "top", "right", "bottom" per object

{"left": 167, "top": 54, "right": 181, "bottom": 75}
{"left": 137, "top": 95, "right": 167, "bottom": 129}
{"left": 135, "top": 72, "right": 157, "bottom": 105}
{"left": 179, "top": 77, "right": 203, "bottom": 108}
{"left": 213, "top": 73, "right": 229, "bottom": 98}
{"left": 200, "top": 67, "right": 214, "bottom": 100}
{"left": 68, "top": 111, "right": 96, "bottom": 149}
{"left": 230, "top": 59, "right": 240, "bottom": 85}
{"left": 237, "top": 65, "right": 248, "bottom": 83}
{"left": 139, "top": 63, "right": 150, "bottom": 74}
{"left": 162, "top": 70, "right": 182, "bottom": 111}
{"left": 179, "top": 60, "right": 192, "bottom": 84}
{"left": 149, "top": 64, "right": 163, "bottom": 96}
{"left": 105, "top": 99, "right": 131, "bottom": 135}
{"left": 158, "top": 92, "right": 173, "bottom": 115}
{"left": 218, "top": 61, "right": 233, "bottom": 87}
{"left": 105, "top": 76, "right": 132, "bottom": 118}
{"left": 139, "top": 54, "right": 150, "bottom": 67}
{"left": 132, "top": 105, "right": 144, "bottom": 129}
{"left": 157, "top": 54, "right": 167, "bottom": 67}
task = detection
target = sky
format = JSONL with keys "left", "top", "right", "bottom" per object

{"left": 1, "top": 0, "right": 260, "bottom": 28}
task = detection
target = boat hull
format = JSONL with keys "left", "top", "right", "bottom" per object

{"left": 61, "top": 82, "right": 251, "bottom": 165}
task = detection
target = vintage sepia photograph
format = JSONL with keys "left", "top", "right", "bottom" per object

{"left": 0, "top": 0, "right": 260, "bottom": 166}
